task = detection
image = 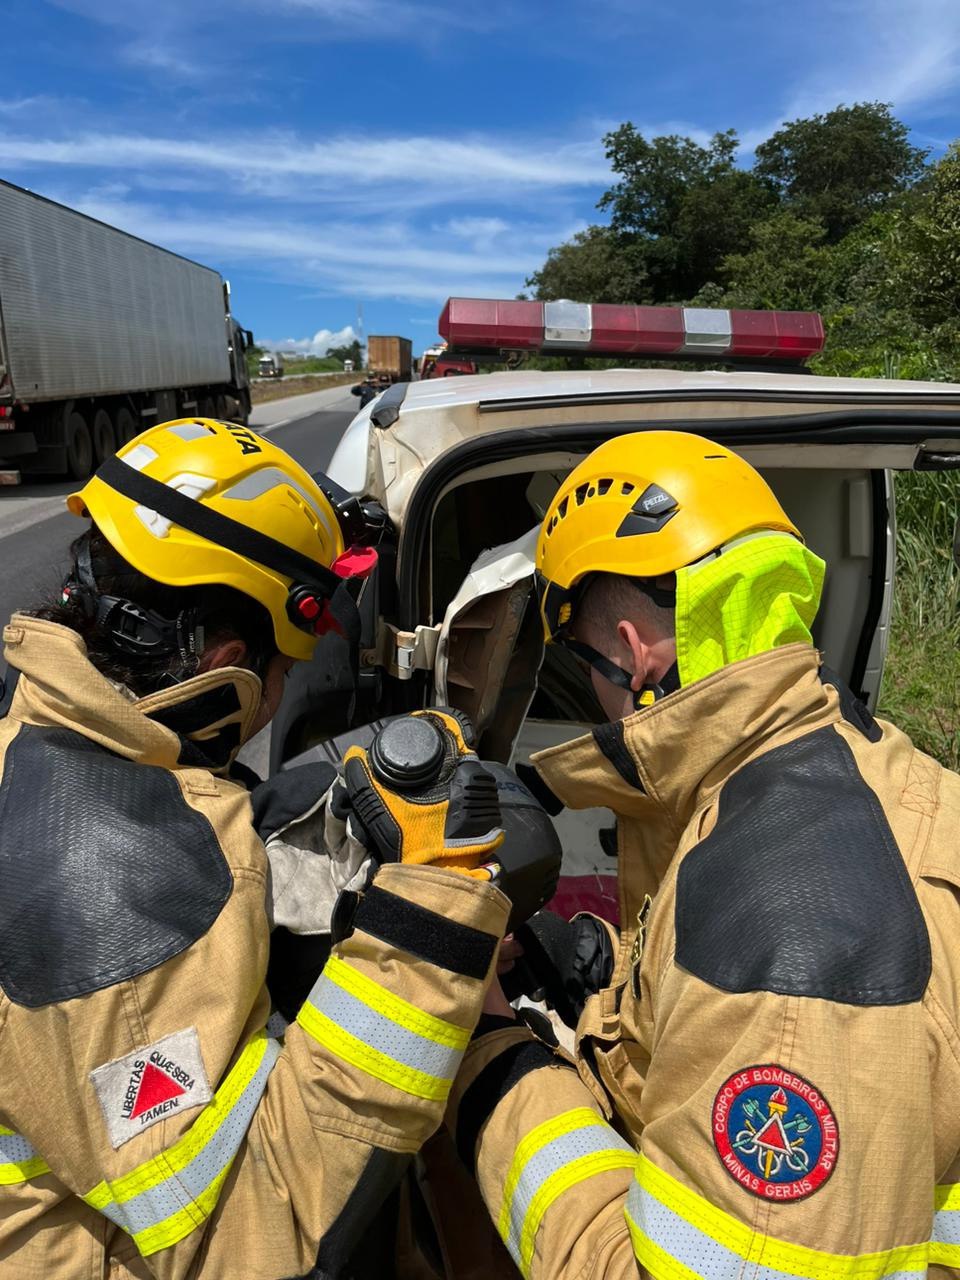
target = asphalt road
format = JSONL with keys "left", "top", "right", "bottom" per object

{"left": 0, "top": 386, "right": 357, "bottom": 631}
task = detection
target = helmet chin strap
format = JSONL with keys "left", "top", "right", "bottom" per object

{"left": 559, "top": 637, "right": 680, "bottom": 709}
{"left": 61, "top": 539, "right": 205, "bottom": 684}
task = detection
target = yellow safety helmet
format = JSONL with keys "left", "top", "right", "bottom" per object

{"left": 536, "top": 430, "right": 800, "bottom": 644}
{"left": 67, "top": 418, "right": 367, "bottom": 661}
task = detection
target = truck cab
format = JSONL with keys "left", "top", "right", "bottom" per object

{"left": 258, "top": 353, "right": 284, "bottom": 379}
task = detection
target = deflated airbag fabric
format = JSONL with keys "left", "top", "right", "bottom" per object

{"left": 676, "top": 726, "right": 930, "bottom": 1005}
{"left": 0, "top": 726, "right": 232, "bottom": 1007}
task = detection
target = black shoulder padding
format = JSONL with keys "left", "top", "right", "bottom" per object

{"left": 592, "top": 721, "right": 644, "bottom": 791}
{"left": 0, "top": 726, "right": 233, "bottom": 1007}
{"left": 676, "top": 726, "right": 930, "bottom": 1005}
{"left": 250, "top": 762, "right": 337, "bottom": 842}
{"left": 819, "top": 665, "right": 882, "bottom": 743}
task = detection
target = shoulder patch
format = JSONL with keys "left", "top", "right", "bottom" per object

{"left": 0, "top": 727, "right": 232, "bottom": 1007}
{"left": 676, "top": 726, "right": 930, "bottom": 1005}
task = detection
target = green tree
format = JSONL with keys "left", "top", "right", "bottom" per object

{"left": 753, "top": 102, "right": 927, "bottom": 242}
{"left": 328, "top": 339, "right": 363, "bottom": 367}
{"left": 719, "top": 212, "right": 833, "bottom": 310}
{"left": 596, "top": 127, "right": 773, "bottom": 301}
{"left": 525, "top": 225, "right": 649, "bottom": 303}
{"left": 895, "top": 143, "right": 960, "bottom": 327}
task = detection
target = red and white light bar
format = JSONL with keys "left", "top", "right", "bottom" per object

{"left": 438, "top": 298, "right": 825, "bottom": 361}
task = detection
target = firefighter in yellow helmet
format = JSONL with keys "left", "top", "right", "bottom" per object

{"left": 0, "top": 420, "right": 510, "bottom": 1278}
{"left": 447, "top": 430, "right": 960, "bottom": 1278}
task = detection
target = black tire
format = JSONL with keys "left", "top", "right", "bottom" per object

{"left": 65, "top": 410, "right": 94, "bottom": 481}
{"left": 92, "top": 408, "right": 117, "bottom": 464}
{"left": 198, "top": 397, "right": 216, "bottom": 419}
{"left": 115, "top": 405, "right": 137, "bottom": 445}
{"left": 214, "top": 394, "right": 227, "bottom": 421}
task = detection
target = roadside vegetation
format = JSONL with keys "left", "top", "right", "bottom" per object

{"left": 249, "top": 371, "right": 358, "bottom": 405}
{"left": 523, "top": 102, "right": 960, "bottom": 766}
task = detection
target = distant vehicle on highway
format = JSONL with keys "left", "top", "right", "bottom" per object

{"left": 258, "top": 353, "right": 285, "bottom": 379}
{"left": 343, "top": 359, "right": 354, "bottom": 373}
{"left": 367, "top": 334, "right": 413, "bottom": 384}
{"left": 0, "top": 178, "right": 254, "bottom": 485}
{"left": 419, "top": 342, "right": 478, "bottom": 379}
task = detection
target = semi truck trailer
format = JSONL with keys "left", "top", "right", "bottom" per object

{"left": 366, "top": 335, "right": 413, "bottom": 383}
{"left": 0, "top": 179, "right": 254, "bottom": 484}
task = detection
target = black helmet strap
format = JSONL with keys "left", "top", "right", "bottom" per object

{"left": 62, "top": 537, "right": 203, "bottom": 669}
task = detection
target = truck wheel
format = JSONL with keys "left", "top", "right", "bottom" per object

{"left": 115, "top": 406, "right": 137, "bottom": 444}
{"left": 214, "top": 394, "right": 227, "bottom": 421}
{"left": 65, "top": 411, "right": 94, "bottom": 481}
{"left": 199, "top": 397, "right": 216, "bottom": 419}
{"left": 92, "top": 409, "right": 117, "bottom": 464}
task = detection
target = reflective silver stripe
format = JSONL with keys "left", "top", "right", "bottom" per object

{"left": 934, "top": 1204, "right": 960, "bottom": 1245}
{"left": 221, "top": 467, "right": 338, "bottom": 544}
{"left": 505, "top": 1123, "right": 633, "bottom": 1262}
{"left": 0, "top": 1132, "right": 37, "bottom": 1165}
{"left": 625, "top": 1179, "right": 926, "bottom": 1280}
{"left": 98, "top": 1037, "right": 280, "bottom": 1237}
{"left": 166, "top": 422, "right": 211, "bottom": 441}
{"left": 310, "top": 973, "right": 462, "bottom": 1081}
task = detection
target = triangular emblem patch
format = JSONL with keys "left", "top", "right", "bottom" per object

{"left": 129, "top": 1062, "right": 187, "bottom": 1118}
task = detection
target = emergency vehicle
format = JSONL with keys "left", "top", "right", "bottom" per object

{"left": 273, "top": 297, "right": 960, "bottom": 922}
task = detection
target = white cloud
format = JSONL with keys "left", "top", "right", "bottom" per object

{"left": 260, "top": 325, "right": 359, "bottom": 355}
{"left": 782, "top": 0, "right": 960, "bottom": 119}
{"left": 59, "top": 191, "right": 559, "bottom": 305}
{"left": 0, "top": 130, "right": 609, "bottom": 202}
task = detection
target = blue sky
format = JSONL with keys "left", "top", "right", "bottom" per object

{"left": 2, "top": 0, "right": 960, "bottom": 356}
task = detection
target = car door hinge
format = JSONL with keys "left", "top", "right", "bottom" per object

{"left": 364, "top": 622, "right": 441, "bottom": 680}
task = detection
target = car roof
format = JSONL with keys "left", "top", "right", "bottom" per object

{"left": 327, "top": 365, "right": 960, "bottom": 523}
{"left": 399, "top": 366, "right": 960, "bottom": 408}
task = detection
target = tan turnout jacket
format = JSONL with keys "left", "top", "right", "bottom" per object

{"left": 449, "top": 644, "right": 960, "bottom": 1279}
{"left": 0, "top": 616, "right": 509, "bottom": 1279}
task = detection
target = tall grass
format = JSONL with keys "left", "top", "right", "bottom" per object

{"left": 877, "top": 471, "right": 960, "bottom": 769}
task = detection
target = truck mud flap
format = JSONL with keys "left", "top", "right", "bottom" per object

{"left": 0, "top": 432, "right": 38, "bottom": 458}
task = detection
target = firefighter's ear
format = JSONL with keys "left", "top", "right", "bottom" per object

{"left": 200, "top": 638, "right": 247, "bottom": 673}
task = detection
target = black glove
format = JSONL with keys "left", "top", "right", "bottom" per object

{"left": 504, "top": 911, "right": 614, "bottom": 1029}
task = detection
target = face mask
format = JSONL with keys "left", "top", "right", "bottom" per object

{"left": 675, "top": 532, "right": 826, "bottom": 688}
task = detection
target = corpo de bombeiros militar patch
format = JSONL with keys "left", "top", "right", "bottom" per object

{"left": 712, "top": 1064, "right": 839, "bottom": 1202}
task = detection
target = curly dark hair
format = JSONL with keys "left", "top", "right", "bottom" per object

{"left": 29, "top": 525, "right": 279, "bottom": 696}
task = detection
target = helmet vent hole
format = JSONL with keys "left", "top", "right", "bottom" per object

{"left": 575, "top": 484, "right": 589, "bottom": 506}
{"left": 557, "top": 497, "right": 569, "bottom": 519}
{"left": 621, "top": 482, "right": 635, "bottom": 496}
{"left": 587, "top": 486, "right": 596, "bottom": 498}
{"left": 597, "top": 478, "right": 613, "bottom": 496}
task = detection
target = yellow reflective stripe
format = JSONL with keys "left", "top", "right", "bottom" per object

{"left": 0, "top": 1154, "right": 51, "bottom": 1185}
{"left": 625, "top": 1218, "right": 702, "bottom": 1280}
{"left": 0, "top": 1128, "right": 52, "bottom": 1185}
{"left": 83, "top": 1032, "right": 278, "bottom": 1257}
{"left": 498, "top": 1108, "right": 602, "bottom": 1239}
{"left": 932, "top": 1181, "right": 960, "bottom": 1266}
{"left": 323, "top": 955, "right": 470, "bottom": 1050}
{"left": 297, "top": 1000, "right": 451, "bottom": 1101}
{"left": 85, "top": 1032, "right": 270, "bottom": 1205}
{"left": 133, "top": 1163, "right": 232, "bottom": 1257}
{"left": 632, "top": 1154, "right": 930, "bottom": 1279}
{"left": 518, "top": 1150, "right": 638, "bottom": 1276}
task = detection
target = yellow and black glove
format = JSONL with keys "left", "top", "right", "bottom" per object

{"left": 340, "top": 710, "right": 504, "bottom": 878}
